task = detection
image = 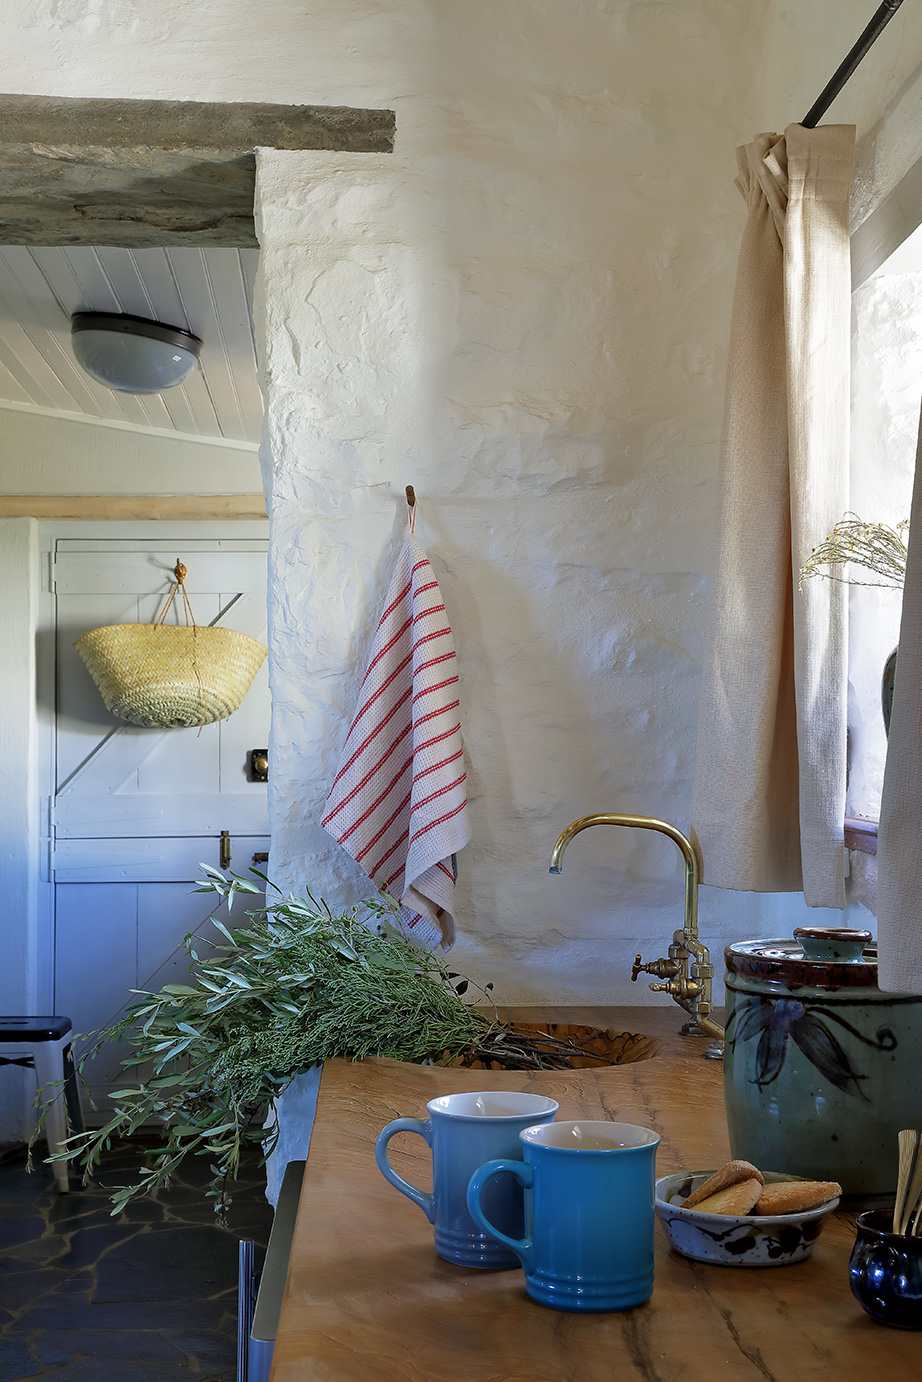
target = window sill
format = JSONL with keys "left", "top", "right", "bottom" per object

{"left": 845, "top": 816, "right": 878, "bottom": 856}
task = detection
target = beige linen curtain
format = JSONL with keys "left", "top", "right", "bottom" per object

{"left": 691, "top": 124, "right": 855, "bottom": 910}
{"left": 877, "top": 408, "right": 922, "bottom": 992}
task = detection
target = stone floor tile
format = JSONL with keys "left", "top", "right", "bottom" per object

{"left": 2, "top": 1234, "right": 72, "bottom": 1268}
{"left": 44, "top": 1199, "right": 112, "bottom": 1228}
{"left": 0, "top": 1168, "right": 54, "bottom": 1211}
{"left": 165, "top": 1196, "right": 254, "bottom": 1227}
{"left": 33, "top": 1325, "right": 187, "bottom": 1367}
{"left": 0, "top": 1264, "right": 90, "bottom": 1314}
{"left": 1, "top": 1137, "right": 271, "bottom": 1382}
{"left": 14, "top": 1297, "right": 231, "bottom": 1333}
{"left": 0, "top": 1338, "right": 42, "bottom": 1382}
{"left": 92, "top": 1195, "right": 167, "bottom": 1226}
{"left": 54, "top": 1221, "right": 146, "bottom": 1272}
{"left": 93, "top": 1224, "right": 239, "bottom": 1303}
{"left": 163, "top": 1328, "right": 236, "bottom": 1371}
{"left": 0, "top": 1215, "right": 46, "bottom": 1251}
{"left": 23, "top": 1359, "right": 198, "bottom": 1381}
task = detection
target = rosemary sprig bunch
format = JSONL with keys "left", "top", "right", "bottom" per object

{"left": 798, "top": 513, "right": 908, "bottom": 591}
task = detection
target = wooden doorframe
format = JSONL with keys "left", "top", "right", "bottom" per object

{"left": 33, "top": 517, "right": 270, "bottom": 1011}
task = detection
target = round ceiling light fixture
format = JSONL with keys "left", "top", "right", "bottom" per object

{"left": 70, "top": 312, "right": 203, "bottom": 394}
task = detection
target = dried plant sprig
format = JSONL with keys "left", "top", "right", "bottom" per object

{"left": 798, "top": 513, "right": 909, "bottom": 591}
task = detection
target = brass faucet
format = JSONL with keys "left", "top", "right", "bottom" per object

{"left": 549, "top": 813, "right": 724, "bottom": 1050}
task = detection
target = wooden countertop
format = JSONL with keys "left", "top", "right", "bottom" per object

{"left": 269, "top": 1007, "right": 912, "bottom": 1382}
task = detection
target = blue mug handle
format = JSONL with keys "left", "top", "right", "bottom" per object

{"left": 375, "top": 1117, "right": 435, "bottom": 1223}
{"left": 466, "top": 1159, "right": 535, "bottom": 1273}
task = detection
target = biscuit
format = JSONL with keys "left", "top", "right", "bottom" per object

{"left": 682, "top": 1160, "right": 764, "bottom": 1210}
{"left": 754, "top": 1180, "right": 842, "bottom": 1215}
{"left": 690, "top": 1177, "right": 763, "bottom": 1216}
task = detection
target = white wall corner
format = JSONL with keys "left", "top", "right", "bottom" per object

{"left": 0, "top": 518, "right": 41, "bottom": 1138}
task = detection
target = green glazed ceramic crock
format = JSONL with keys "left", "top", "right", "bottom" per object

{"left": 724, "top": 927, "right": 922, "bottom": 1194}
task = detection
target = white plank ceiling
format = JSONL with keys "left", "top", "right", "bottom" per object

{"left": 0, "top": 246, "right": 263, "bottom": 445}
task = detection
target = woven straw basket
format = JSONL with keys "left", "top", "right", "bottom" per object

{"left": 75, "top": 559, "right": 267, "bottom": 728}
{"left": 74, "top": 623, "right": 267, "bottom": 729}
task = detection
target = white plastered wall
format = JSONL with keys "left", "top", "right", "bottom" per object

{"left": 1, "top": 1, "right": 922, "bottom": 1034}
{"left": 0, "top": 520, "right": 40, "bottom": 1137}
{"left": 252, "top": 2, "right": 877, "bottom": 1013}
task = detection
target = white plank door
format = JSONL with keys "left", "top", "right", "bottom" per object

{"left": 51, "top": 536, "right": 270, "bottom": 1101}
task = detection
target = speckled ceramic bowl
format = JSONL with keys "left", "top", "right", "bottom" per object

{"left": 655, "top": 1170, "right": 840, "bottom": 1267}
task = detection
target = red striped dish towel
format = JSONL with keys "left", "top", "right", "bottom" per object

{"left": 321, "top": 530, "right": 471, "bottom": 948}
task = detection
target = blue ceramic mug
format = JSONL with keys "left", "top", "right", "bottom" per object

{"left": 375, "top": 1090, "right": 559, "bottom": 1268}
{"left": 467, "top": 1119, "right": 660, "bottom": 1311}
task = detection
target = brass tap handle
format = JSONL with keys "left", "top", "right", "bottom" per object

{"left": 632, "top": 954, "right": 680, "bottom": 982}
{"left": 650, "top": 977, "right": 702, "bottom": 1000}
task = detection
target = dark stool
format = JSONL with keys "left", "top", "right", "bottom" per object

{"left": 0, "top": 1016, "right": 85, "bottom": 1192}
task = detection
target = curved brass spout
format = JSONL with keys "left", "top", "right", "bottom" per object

{"left": 549, "top": 813, "right": 723, "bottom": 1048}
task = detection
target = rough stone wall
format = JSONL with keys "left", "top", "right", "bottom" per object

{"left": 253, "top": 2, "right": 870, "bottom": 1011}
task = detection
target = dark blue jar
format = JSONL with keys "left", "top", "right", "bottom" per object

{"left": 849, "top": 1209, "right": 922, "bottom": 1329}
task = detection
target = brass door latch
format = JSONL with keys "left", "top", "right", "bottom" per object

{"left": 249, "top": 749, "right": 269, "bottom": 782}
{"left": 220, "top": 830, "right": 232, "bottom": 870}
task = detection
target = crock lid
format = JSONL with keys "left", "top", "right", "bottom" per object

{"left": 725, "top": 928, "right": 877, "bottom": 989}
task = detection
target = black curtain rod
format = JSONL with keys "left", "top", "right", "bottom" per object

{"left": 802, "top": 0, "right": 905, "bottom": 128}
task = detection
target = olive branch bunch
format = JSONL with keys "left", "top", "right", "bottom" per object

{"left": 44, "top": 870, "right": 496, "bottom": 1219}
{"left": 41, "top": 870, "right": 628, "bottom": 1219}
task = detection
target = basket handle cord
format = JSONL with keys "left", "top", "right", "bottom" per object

{"left": 151, "top": 559, "right": 207, "bottom": 732}
{"left": 153, "top": 560, "right": 198, "bottom": 630}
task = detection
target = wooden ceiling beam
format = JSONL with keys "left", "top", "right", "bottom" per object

{"left": 0, "top": 494, "right": 268, "bottom": 520}
{"left": 0, "top": 94, "right": 395, "bottom": 248}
